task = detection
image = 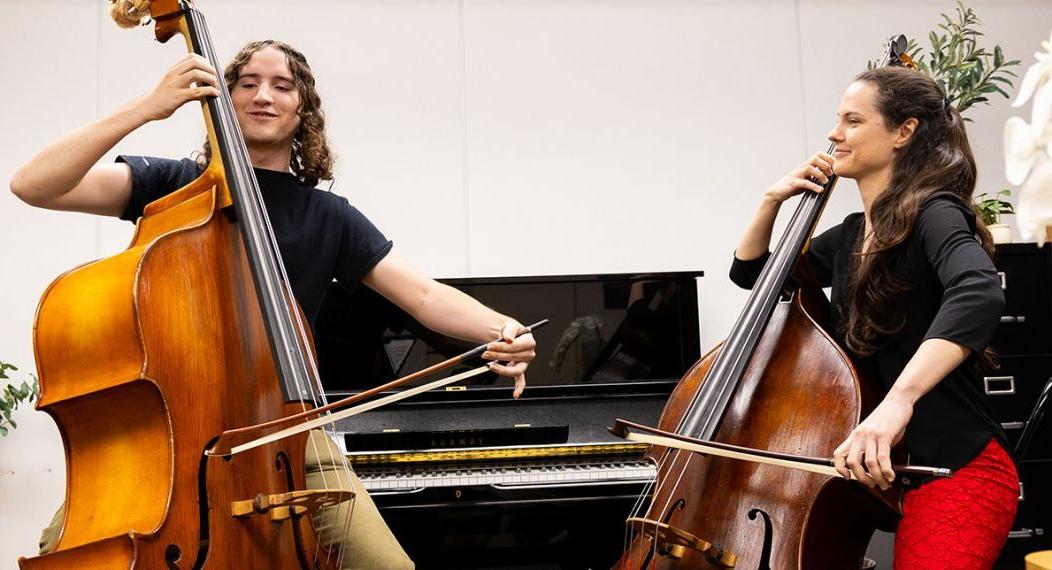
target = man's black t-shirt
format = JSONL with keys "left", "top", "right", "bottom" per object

{"left": 729, "top": 195, "right": 1008, "bottom": 473}
{"left": 118, "top": 155, "right": 393, "bottom": 326}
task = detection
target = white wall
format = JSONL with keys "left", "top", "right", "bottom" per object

{"left": 2, "top": 0, "right": 1049, "bottom": 565}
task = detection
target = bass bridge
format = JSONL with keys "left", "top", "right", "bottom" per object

{"left": 626, "top": 516, "right": 738, "bottom": 567}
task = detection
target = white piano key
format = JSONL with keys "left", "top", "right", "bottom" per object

{"left": 358, "top": 461, "right": 658, "bottom": 491}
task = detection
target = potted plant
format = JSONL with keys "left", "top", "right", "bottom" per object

{"left": 975, "top": 190, "right": 1015, "bottom": 243}
{"left": 1, "top": 361, "right": 39, "bottom": 437}
{"left": 885, "top": 2, "right": 1022, "bottom": 244}
{"left": 896, "top": 2, "right": 1020, "bottom": 116}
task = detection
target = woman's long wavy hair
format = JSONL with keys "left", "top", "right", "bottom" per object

{"left": 844, "top": 66, "right": 993, "bottom": 358}
{"left": 198, "top": 40, "right": 333, "bottom": 187}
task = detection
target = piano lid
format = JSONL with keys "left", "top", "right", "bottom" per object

{"left": 314, "top": 271, "right": 703, "bottom": 403}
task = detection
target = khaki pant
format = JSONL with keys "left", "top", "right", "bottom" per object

{"left": 40, "top": 430, "right": 413, "bottom": 570}
{"left": 305, "top": 430, "right": 414, "bottom": 569}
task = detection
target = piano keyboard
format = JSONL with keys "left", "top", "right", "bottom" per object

{"left": 356, "top": 459, "right": 657, "bottom": 492}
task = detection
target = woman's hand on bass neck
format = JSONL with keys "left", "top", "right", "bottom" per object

{"left": 734, "top": 151, "right": 836, "bottom": 261}
{"left": 764, "top": 152, "right": 834, "bottom": 205}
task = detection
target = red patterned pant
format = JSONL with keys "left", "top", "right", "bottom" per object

{"left": 893, "top": 438, "right": 1019, "bottom": 570}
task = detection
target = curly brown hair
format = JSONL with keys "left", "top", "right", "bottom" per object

{"left": 844, "top": 66, "right": 994, "bottom": 359}
{"left": 199, "top": 40, "right": 333, "bottom": 187}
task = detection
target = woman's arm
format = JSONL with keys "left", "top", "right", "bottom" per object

{"left": 730, "top": 152, "right": 837, "bottom": 290}
{"left": 834, "top": 199, "right": 1005, "bottom": 489}
{"left": 833, "top": 338, "right": 970, "bottom": 489}
{"left": 735, "top": 151, "right": 834, "bottom": 260}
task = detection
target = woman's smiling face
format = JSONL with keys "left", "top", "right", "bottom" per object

{"left": 827, "top": 80, "right": 902, "bottom": 182}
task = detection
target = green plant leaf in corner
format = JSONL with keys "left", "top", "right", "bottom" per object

{"left": 909, "top": 1, "right": 1020, "bottom": 115}
{"left": 0, "top": 361, "right": 39, "bottom": 437}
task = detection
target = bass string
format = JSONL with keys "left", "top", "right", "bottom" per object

{"left": 621, "top": 444, "right": 698, "bottom": 568}
{"left": 617, "top": 37, "right": 906, "bottom": 567}
{"left": 644, "top": 173, "right": 833, "bottom": 520}
{"left": 616, "top": 245, "right": 794, "bottom": 566}
{"left": 189, "top": 7, "right": 355, "bottom": 567}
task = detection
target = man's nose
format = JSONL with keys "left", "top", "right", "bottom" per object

{"left": 253, "top": 84, "right": 274, "bottom": 104}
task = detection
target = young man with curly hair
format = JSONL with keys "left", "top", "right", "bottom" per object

{"left": 11, "top": 41, "right": 536, "bottom": 570}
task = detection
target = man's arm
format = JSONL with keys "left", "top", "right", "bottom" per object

{"left": 362, "top": 251, "right": 536, "bottom": 397}
{"left": 9, "top": 55, "right": 220, "bottom": 216}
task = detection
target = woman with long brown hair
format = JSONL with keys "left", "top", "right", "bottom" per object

{"left": 730, "top": 66, "right": 1017, "bottom": 568}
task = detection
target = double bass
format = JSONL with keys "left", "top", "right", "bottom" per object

{"left": 20, "top": 1, "right": 354, "bottom": 567}
{"left": 612, "top": 36, "right": 932, "bottom": 569}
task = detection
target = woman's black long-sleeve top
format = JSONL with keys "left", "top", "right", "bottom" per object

{"left": 729, "top": 195, "right": 1009, "bottom": 474}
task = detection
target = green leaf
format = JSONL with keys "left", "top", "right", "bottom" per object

{"left": 0, "top": 425, "right": 8, "bottom": 437}
{"left": 912, "top": 2, "right": 1021, "bottom": 114}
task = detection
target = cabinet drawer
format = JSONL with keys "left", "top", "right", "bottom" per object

{"left": 992, "top": 244, "right": 1052, "bottom": 356}
{"left": 996, "top": 531, "right": 1050, "bottom": 570}
{"left": 982, "top": 356, "right": 1052, "bottom": 421}
{"left": 995, "top": 460, "right": 1052, "bottom": 569}
{"left": 1017, "top": 461, "right": 1052, "bottom": 529}
{"left": 981, "top": 356, "right": 1052, "bottom": 459}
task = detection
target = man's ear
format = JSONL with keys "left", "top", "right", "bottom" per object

{"left": 894, "top": 118, "right": 919, "bottom": 149}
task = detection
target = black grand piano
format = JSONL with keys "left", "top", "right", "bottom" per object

{"left": 315, "top": 271, "right": 703, "bottom": 569}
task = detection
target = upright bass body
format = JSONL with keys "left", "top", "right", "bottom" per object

{"left": 619, "top": 283, "right": 898, "bottom": 569}
{"left": 21, "top": 168, "right": 323, "bottom": 568}
{"left": 613, "top": 35, "right": 916, "bottom": 570}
